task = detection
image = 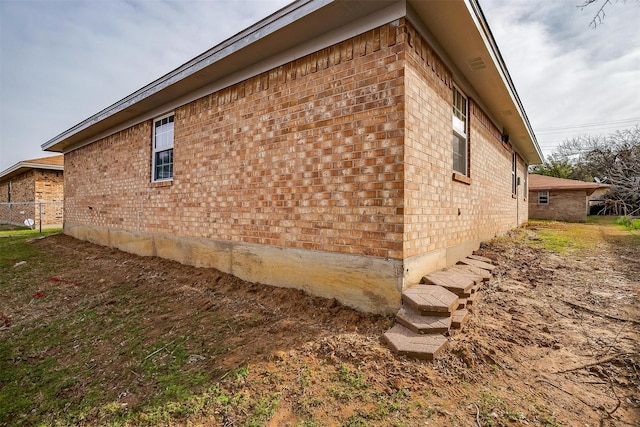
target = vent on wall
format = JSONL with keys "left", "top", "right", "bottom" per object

{"left": 468, "top": 56, "right": 487, "bottom": 71}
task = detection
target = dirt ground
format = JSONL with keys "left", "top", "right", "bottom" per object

{"left": 3, "top": 220, "right": 639, "bottom": 426}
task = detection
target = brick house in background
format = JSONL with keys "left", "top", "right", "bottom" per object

{"left": 0, "top": 155, "right": 64, "bottom": 228}
{"left": 42, "top": 0, "right": 542, "bottom": 313}
{"left": 528, "top": 174, "right": 610, "bottom": 222}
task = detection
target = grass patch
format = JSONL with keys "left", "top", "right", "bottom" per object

{"left": 526, "top": 221, "right": 597, "bottom": 253}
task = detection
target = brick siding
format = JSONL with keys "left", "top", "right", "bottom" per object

{"left": 403, "top": 22, "right": 527, "bottom": 259}
{"left": 0, "top": 169, "right": 63, "bottom": 227}
{"left": 62, "top": 19, "right": 529, "bottom": 312}
{"left": 66, "top": 21, "right": 406, "bottom": 259}
{"left": 529, "top": 189, "right": 588, "bottom": 222}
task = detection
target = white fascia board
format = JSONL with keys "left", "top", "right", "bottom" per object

{"left": 44, "top": 0, "right": 406, "bottom": 155}
{"left": 0, "top": 162, "right": 64, "bottom": 182}
{"left": 41, "top": 0, "right": 331, "bottom": 152}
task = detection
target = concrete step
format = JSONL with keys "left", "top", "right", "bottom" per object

{"left": 383, "top": 324, "right": 448, "bottom": 360}
{"left": 457, "top": 257, "right": 496, "bottom": 271}
{"left": 402, "top": 285, "right": 459, "bottom": 316}
{"left": 421, "top": 270, "right": 475, "bottom": 296}
{"left": 396, "top": 306, "right": 451, "bottom": 334}
{"left": 451, "top": 308, "right": 469, "bottom": 329}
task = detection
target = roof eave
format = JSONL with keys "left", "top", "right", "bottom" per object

{"left": 42, "top": 0, "right": 542, "bottom": 167}
{"left": 406, "top": 0, "right": 542, "bottom": 165}
{"left": 0, "top": 162, "right": 65, "bottom": 182}
{"left": 41, "top": 0, "right": 398, "bottom": 153}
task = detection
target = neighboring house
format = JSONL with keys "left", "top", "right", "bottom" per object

{"left": 528, "top": 174, "right": 610, "bottom": 222}
{"left": 0, "top": 155, "right": 64, "bottom": 228}
{"left": 41, "top": 0, "right": 542, "bottom": 313}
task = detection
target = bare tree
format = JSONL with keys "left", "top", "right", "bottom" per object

{"left": 547, "top": 126, "right": 640, "bottom": 215}
{"left": 578, "top": 0, "right": 638, "bottom": 28}
{"left": 579, "top": 0, "right": 613, "bottom": 28}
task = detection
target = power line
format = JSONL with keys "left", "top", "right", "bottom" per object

{"left": 535, "top": 117, "right": 640, "bottom": 134}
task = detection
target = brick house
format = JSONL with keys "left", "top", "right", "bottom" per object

{"left": 528, "top": 174, "right": 610, "bottom": 222}
{"left": 0, "top": 155, "right": 64, "bottom": 228}
{"left": 42, "top": 0, "right": 542, "bottom": 313}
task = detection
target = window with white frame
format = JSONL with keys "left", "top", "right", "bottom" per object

{"left": 153, "top": 113, "right": 174, "bottom": 181}
{"left": 452, "top": 87, "right": 468, "bottom": 175}
{"left": 538, "top": 190, "right": 549, "bottom": 205}
{"left": 512, "top": 152, "right": 517, "bottom": 194}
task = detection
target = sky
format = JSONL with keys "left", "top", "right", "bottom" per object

{"left": 1, "top": 0, "right": 639, "bottom": 172}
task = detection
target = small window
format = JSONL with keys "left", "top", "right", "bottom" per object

{"left": 538, "top": 191, "right": 549, "bottom": 205}
{"left": 523, "top": 163, "right": 528, "bottom": 195}
{"left": 452, "top": 87, "right": 468, "bottom": 175}
{"left": 153, "top": 113, "right": 174, "bottom": 181}
{"left": 512, "top": 152, "right": 517, "bottom": 195}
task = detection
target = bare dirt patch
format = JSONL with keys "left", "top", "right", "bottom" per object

{"left": 1, "top": 220, "right": 638, "bottom": 426}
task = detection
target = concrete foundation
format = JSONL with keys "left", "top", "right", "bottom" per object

{"left": 65, "top": 223, "right": 404, "bottom": 314}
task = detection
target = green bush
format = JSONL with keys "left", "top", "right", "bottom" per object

{"left": 616, "top": 216, "right": 640, "bottom": 230}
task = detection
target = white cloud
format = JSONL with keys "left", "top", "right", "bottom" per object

{"left": 1, "top": 0, "right": 639, "bottom": 170}
{"left": 480, "top": 0, "right": 640, "bottom": 157}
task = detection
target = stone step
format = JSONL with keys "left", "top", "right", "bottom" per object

{"left": 458, "top": 291, "right": 480, "bottom": 309}
{"left": 421, "top": 270, "right": 475, "bottom": 296}
{"left": 396, "top": 306, "right": 452, "bottom": 334}
{"left": 451, "top": 308, "right": 469, "bottom": 329}
{"left": 383, "top": 324, "right": 448, "bottom": 360}
{"left": 453, "top": 264, "right": 492, "bottom": 282}
{"left": 447, "top": 266, "right": 484, "bottom": 286}
{"left": 467, "top": 254, "right": 493, "bottom": 263}
{"left": 402, "top": 285, "right": 459, "bottom": 316}
{"left": 457, "top": 257, "right": 496, "bottom": 271}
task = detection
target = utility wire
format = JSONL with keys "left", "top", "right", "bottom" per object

{"left": 536, "top": 117, "right": 639, "bottom": 134}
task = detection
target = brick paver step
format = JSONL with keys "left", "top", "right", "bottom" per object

{"left": 396, "top": 306, "right": 452, "bottom": 334}
{"left": 457, "top": 257, "right": 496, "bottom": 271}
{"left": 451, "top": 309, "right": 469, "bottom": 329}
{"left": 467, "top": 254, "right": 493, "bottom": 263}
{"left": 454, "top": 264, "right": 492, "bottom": 281}
{"left": 458, "top": 291, "right": 480, "bottom": 310}
{"left": 383, "top": 324, "right": 448, "bottom": 360}
{"left": 447, "top": 266, "right": 483, "bottom": 286}
{"left": 421, "top": 270, "right": 475, "bottom": 296}
{"left": 402, "top": 285, "right": 459, "bottom": 316}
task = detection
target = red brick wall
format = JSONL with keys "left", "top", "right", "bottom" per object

{"left": 64, "top": 19, "right": 528, "bottom": 261}
{"left": 403, "top": 22, "right": 527, "bottom": 259}
{"left": 0, "top": 170, "right": 63, "bottom": 227}
{"left": 34, "top": 170, "right": 64, "bottom": 226}
{"left": 65, "top": 22, "right": 406, "bottom": 258}
{"left": 528, "top": 189, "right": 587, "bottom": 222}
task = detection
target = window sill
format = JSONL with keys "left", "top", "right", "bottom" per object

{"left": 512, "top": 194, "right": 517, "bottom": 199}
{"left": 452, "top": 173, "right": 471, "bottom": 185}
{"left": 151, "top": 180, "right": 173, "bottom": 188}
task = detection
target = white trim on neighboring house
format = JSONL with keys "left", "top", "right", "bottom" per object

{"left": 538, "top": 190, "right": 549, "bottom": 205}
{"left": 0, "top": 159, "right": 64, "bottom": 182}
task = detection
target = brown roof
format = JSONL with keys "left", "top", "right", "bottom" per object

{"left": 529, "top": 174, "right": 610, "bottom": 191}
{"left": 23, "top": 155, "right": 64, "bottom": 166}
{"left": 0, "top": 155, "right": 64, "bottom": 182}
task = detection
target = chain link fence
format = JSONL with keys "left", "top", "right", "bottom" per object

{"left": 0, "top": 201, "right": 63, "bottom": 231}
